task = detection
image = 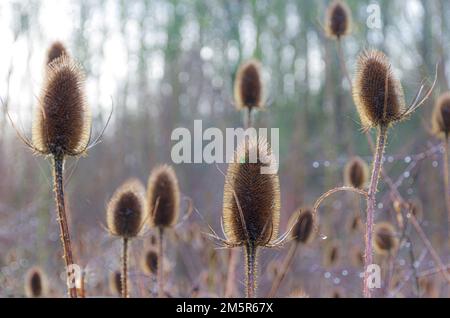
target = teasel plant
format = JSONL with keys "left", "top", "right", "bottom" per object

{"left": 25, "top": 267, "right": 47, "bottom": 298}
{"left": 106, "top": 179, "right": 147, "bottom": 298}
{"left": 268, "top": 207, "right": 315, "bottom": 297}
{"left": 206, "top": 136, "right": 293, "bottom": 298}
{"left": 5, "top": 44, "right": 112, "bottom": 298}
{"left": 147, "top": 164, "right": 192, "bottom": 297}
{"left": 234, "top": 59, "right": 264, "bottom": 129}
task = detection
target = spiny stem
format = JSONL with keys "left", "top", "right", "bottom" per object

{"left": 53, "top": 156, "right": 77, "bottom": 298}
{"left": 121, "top": 237, "right": 128, "bottom": 298}
{"left": 363, "top": 125, "right": 387, "bottom": 298}
{"left": 158, "top": 227, "right": 164, "bottom": 298}
{"left": 443, "top": 134, "right": 450, "bottom": 240}
{"left": 245, "top": 243, "right": 257, "bottom": 298}
{"left": 268, "top": 243, "right": 298, "bottom": 297}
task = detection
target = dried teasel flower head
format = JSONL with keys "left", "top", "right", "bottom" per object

{"left": 25, "top": 267, "right": 47, "bottom": 298}
{"left": 106, "top": 179, "right": 147, "bottom": 239}
{"left": 46, "top": 41, "right": 69, "bottom": 65}
{"left": 344, "top": 156, "right": 369, "bottom": 189}
{"left": 142, "top": 248, "right": 158, "bottom": 276}
{"left": 288, "top": 207, "right": 315, "bottom": 244}
{"left": 223, "top": 136, "right": 280, "bottom": 247}
{"left": 32, "top": 56, "right": 91, "bottom": 157}
{"left": 432, "top": 92, "right": 450, "bottom": 139}
{"left": 234, "top": 59, "right": 264, "bottom": 110}
{"left": 353, "top": 50, "right": 406, "bottom": 129}
{"left": 325, "top": 0, "right": 352, "bottom": 39}
{"left": 147, "top": 164, "right": 180, "bottom": 228}
{"left": 373, "top": 222, "right": 398, "bottom": 255}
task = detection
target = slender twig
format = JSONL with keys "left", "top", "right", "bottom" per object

{"left": 224, "top": 248, "right": 238, "bottom": 297}
{"left": 443, "top": 134, "right": 450, "bottom": 237}
{"left": 158, "top": 227, "right": 164, "bottom": 298}
{"left": 246, "top": 107, "right": 253, "bottom": 129}
{"left": 336, "top": 39, "right": 353, "bottom": 91}
{"left": 245, "top": 243, "right": 257, "bottom": 298}
{"left": 268, "top": 243, "right": 298, "bottom": 297}
{"left": 121, "top": 238, "right": 128, "bottom": 298}
{"left": 53, "top": 156, "right": 78, "bottom": 298}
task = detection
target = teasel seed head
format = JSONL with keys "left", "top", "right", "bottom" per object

{"left": 373, "top": 222, "right": 398, "bottom": 255}
{"left": 32, "top": 55, "right": 91, "bottom": 157}
{"left": 353, "top": 50, "right": 405, "bottom": 129}
{"left": 323, "top": 241, "right": 340, "bottom": 268}
{"left": 288, "top": 207, "right": 315, "bottom": 244}
{"left": 147, "top": 164, "right": 180, "bottom": 228}
{"left": 107, "top": 179, "right": 147, "bottom": 238}
{"left": 46, "top": 41, "right": 69, "bottom": 65}
{"left": 222, "top": 136, "right": 280, "bottom": 246}
{"left": 25, "top": 267, "right": 47, "bottom": 298}
{"left": 325, "top": 0, "right": 352, "bottom": 39}
{"left": 432, "top": 92, "right": 450, "bottom": 139}
{"left": 344, "top": 156, "right": 369, "bottom": 189}
{"left": 109, "top": 270, "right": 122, "bottom": 296}
{"left": 234, "top": 59, "right": 264, "bottom": 111}
{"left": 142, "top": 248, "right": 158, "bottom": 276}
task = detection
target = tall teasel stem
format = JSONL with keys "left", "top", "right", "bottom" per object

{"left": 246, "top": 108, "right": 253, "bottom": 129}
{"left": 245, "top": 243, "right": 258, "bottom": 298}
{"left": 363, "top": 124, "right": 387, "bottom": 298}
{"left": 121, "top": 238, "right": 129, "bottom": 298}
{"left": 444, "top": 133, "right": 450, "bottom": 233}
{"left": 157, "top": 227, "right": 164, "bottom": 298}
{"left": 53, "top": 156, "right": 78, "bottom": 298}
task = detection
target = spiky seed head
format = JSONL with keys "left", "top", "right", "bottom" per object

{"left": 353, "top": 50, "right": 405, "bottom": 129}
{"left": 344, "top": 156, "right": 369, "bottom": 189}
{"left": 25, "top": 267, "right": 47, "bottom": 298}
{"left": 288, "top": 207, "right": 315, "bottom": 244}
{"left": 373, "top": 222, "right": 398, "bottom": 255}
{"left": 109, "top": 271, "right": 122, "bottom": 296}
{"left": 432, "top": 92, "right": 450, "bottom": 139}
{"left": 107, "top": 179, "right": 146, "bottom": 238}
{"left": 223, "top": 136, "right": 280, "bottom": 247}
{"left": 325, "top": 0, "right": 352, "bottom": 39}
{"left": 323, "top": 242, "right": 340, "bottom": 267}
{"left": 234, "top": 59, "right": 264, "bottom": 110}
{"left": 142, "top": 248, "right": 158, "bottom": 276}
{"left": 46, "top": 41, "right": 69, "bottom": 65}
{"left": 32, "top": 56, "right": 91, "bottom": 157}
{"left": 147, "top": 164, "right": 180, "bottom": 228}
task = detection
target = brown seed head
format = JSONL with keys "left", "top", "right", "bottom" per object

{"left": 46, "top": 41, "right": 69, "bottom": 65}
{"left": 326, "top": 0, "right": 352, "bottom": 39}
{"left": 234, "top": 59, "right": 264, "bottom": 110}
{"left": 344, "top": 156, "right": 369, "bottom": 189}
{"left": 373, "top": 222, "right": 398, "bottom": 255}
{"left": 142, "top": 248, "right": 159, "bottom": 276}
{"left": 25, "top": 267, "right": 47, "bottom": 298}
{"left": 353, "top": 50, "right": 405, "bottom": 129}
{"left": 107, "top": 179, "right": 146, "bottom": 238}
{"left": 32, "top": 56, "right": 91, "bottom": 157}
{"left": 147, "top": 164, "right": 180, "bottom": 228}
{"left": 432, "top": 92, "right": 450, "bottom": 139}
{"left": 223, "top": 136, "right": 280, "bottom": 246}
{"left": 288, "top": 207, "right": 315, "bottom": 244}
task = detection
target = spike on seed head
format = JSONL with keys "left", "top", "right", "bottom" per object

{"left": 432, "top": 92, "right": 450, "bottom": 139}
{"left": 107, "top": 179, "right": 146, "bottom": 238}
{"left": 373, "top": 222, "right": 398, "bottom": 255}
{"left": 234, "top": 59, "right": 264, "bottom": 110}
{"left": 353, "top": 50, "right": 405, "bottom": 129}
{"left": 32, "top": 56, "right": 91, "bottom": 157}
{"left": 142, "top": 248, "right": 158, "bottom": 276}
{"left": 109, "top": 271, "right": 122, "bottom": 296}
{"left": 326, "top": 0, "right": 352, "bottom": 39}
{"left": 147, "top": 164, "right": 180, "bottom": 228}
{"left": 25, "top": 267, "right": 46, "bottom": 298}
{"left": 288, "top": 207, "right": 315, "bottom": 244}
{"left": 344, "top": 156, "right": 369, "bottom": 189}
{"left": 46, "top": 41, "right": 69, "bottom": 65}
{"left": 223, "top": 136, "right": 280, "bottom": 246}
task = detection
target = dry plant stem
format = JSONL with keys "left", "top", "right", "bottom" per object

{"left": 121, "top": 238, "right": 129, "bottom": 298}
{"left": 336, "top": 39, "right": 352, "bottom": 91}
{"left": 245, "top": 243, "right": 257, "bottom": 298}
{"left": 224, "top": 248, "right": 238, "bottom": 297}
{"left": 158, "top": 227, "right": 165, "bottom": 298}
{"left": 268, "top": 243, "right": 298, "bottom": 297}
{"left": 444, "top": 134, "right": 450, "bottom": 237}
{"left": 53, "top": 156, "right": 78, "bottom": 298}
{"left": 246, "top": 107, "right": 253, "bottom": 129}
{"left": 363, "top": 125, "right": 388, "bottom": 298}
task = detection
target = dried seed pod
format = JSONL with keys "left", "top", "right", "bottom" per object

{"left": 147, "top": 164, "right": 180, "bottom": 228}
{"left": 223, "top": 136, "right": 280, "bottom": 246}
{"left": 142, "top": 248, "right": 159, "bottom": 276}
{"left": 234, "top": 59, "right": 264, "bottom": 110}
{"left": 432, "top": 92, "right": 450, "bottom": 139}
{"left": 353, "top": 50, "right": 405, "bottom": 129}
{"left": 373, "top": 222, "right": 398, "bottom": 255}
{"left": 344, "top": 156, "right": 369, "bottom": 189}
{"left": 325, "top": 0, "right": 352, "bottom": 39}
{"left": 288, "top": 207, "right": 315, "bottom": 244}
{"left": 25, "top": 267, "right": 47, "bottom": 298}
{"left": 46, "top": 41, "right": 69, "bottom": 65}
{"left": 109, "top": 270, "right": 122, "bottom": 296}
{"left": 107, "top": 179, "right": 146, "bottom": 238}
{"left": 32, "top": 56, "right": 91, "bottom": 157}
{"left": 323, "top": 241, "right": 340, "bottom": 268}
